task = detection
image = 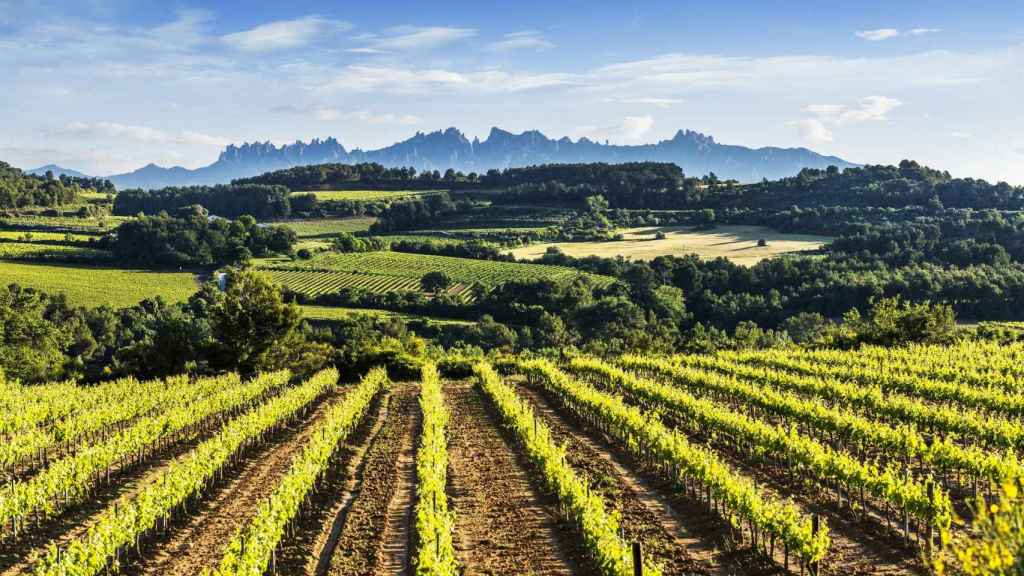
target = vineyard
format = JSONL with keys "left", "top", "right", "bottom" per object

{"left": 0, "top": 241, "right": 110, "bottom": 262}
{"left": 259, "top": 251, "right": 615, "bottom": 290}
{"left": 2, "top": 342, "right": 1022, "bottom": 575}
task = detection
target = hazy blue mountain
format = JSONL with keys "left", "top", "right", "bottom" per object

{"left": 107, "top": 128, "right": 855, "bottom": 190}
{"left": 27, "top": 164, "right": 91, "bottom": 178}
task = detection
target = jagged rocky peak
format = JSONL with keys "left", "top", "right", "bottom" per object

{"left": 107, "top": 126, "right": 855, "bottom": 189}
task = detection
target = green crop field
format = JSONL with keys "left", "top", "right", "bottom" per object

{"left": 0, "top": 230, "right": 96, "bottom": 244}
{"left": 0, "top": 214, "right": 128, "bottom": 231}
{"left": 278, "top": 217, "right": 377, "bottom": 238}
{"left": 306, "top": 189, "right": 440, "bottom": 201}
{"left": 259, "top": 251, "right": 614, "bottom": 289}
{"left": 0, "top": 241, "right": 111, "bottom": 262}
{"left": 0, "top": 261, "right": 199, "bottom": 307}
{"left": 299, "top": 304, "right": 473, "bottom": 325}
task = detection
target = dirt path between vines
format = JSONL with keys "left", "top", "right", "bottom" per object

{"left": 123, "top": 388, "right": 343, "bottom": 576}
{"left": 320, "top": 383, "right": 419, "bottom": 576}
{"left": 515, "top": 379, "right": 752, "bottom": 576}
{"left": 269, "top": 388, "right": 391, "bottom": 576}
{"left": 445, "top": 381, "right": 587, "bottom": 576}
{"left": 0, "top": 394, "right": 262, "bottom": 576}
{"left": 597, "top": 368, "right": 926, "bottom": 575}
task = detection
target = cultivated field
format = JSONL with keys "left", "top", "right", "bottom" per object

{"left": 0, "top": 261, "right": 199, "bottom": 307}
{"left": 307, "top": 190, "right": 439, "bottom": 201}
{"left": 0, "top": 214, "right": 128, "bottom": 231}
{"left": 300, "top": 304, "right": 473, "bottom": 325}
{"left": 278, "top": 217, "right": 377, "bottom": 239}
{"left": 0, "top": 230, "right": 96, "bottom": 244}
{"left": 1, "top": 341, "right": 1015, "bottom": 575}
{"left": 0, "top": 241, "right": 110, "bottom": 262}
{"left": 508, "top": 225, "right": 832, "bottom": 265}
{"left": 257, "top": 250, "right": 613, "bottom": 301}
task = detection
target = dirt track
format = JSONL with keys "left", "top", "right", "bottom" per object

{"left": 445, "top": 381, "right": 588, "bottom": 576}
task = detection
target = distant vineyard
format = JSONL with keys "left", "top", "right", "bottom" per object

{"left": 5, "top": 343, "right": 1022, "bottom": 575}
{"left": 0, "top": 241, "right": 110, "bottom": 262}
{"left": 265, "top": 268, "right": 471, "bottom": 299}
{"left": 277, "top": 217, "right": 377, "bottom": 239}
{"left": 307, "top": 189, "right": 439, "bottom": 201}
{"left": 0, "top": 230, "right": 96, "bottom": 245}
{"left": 260, "top": 251, "right": 614, "bottom": 288}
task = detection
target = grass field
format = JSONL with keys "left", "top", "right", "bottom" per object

{"left": 0, "top": 261, "right": 199, "bottom": 307}
{"left": 0, "top": 230, "right": 97, "bottom": 244}
{"left": 299, "top": 304, "right": 473, "bottom": 325}
{"left": 0, "top": 214, "right": 128, "bottom": 231}
{"left": 0, "top": 241, "right": 111, "bottom": 261}
{"left": 306, "top": 189, "right": 440, "bottom": 201}
{"left": 277, "top": 217, "right": 377, "bottom": 238}
{"left": 507, "top": 225, "right": 832, "bottom": 265}
{"left": 258, "top": 251, "right": 614, "bottom": 288}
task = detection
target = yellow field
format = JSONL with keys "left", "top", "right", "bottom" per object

{"left": 507, "top": 225, "right": 832, "bottom": 266}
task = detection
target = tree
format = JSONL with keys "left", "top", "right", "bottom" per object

{"left": 420, "top": 271, "right": 452, "bottom": 294}
{"left": 0, "top": 285, "right": 69, "bottom": 382}
{"left": 205, "top": 268, "right": 303, "bottom": 375}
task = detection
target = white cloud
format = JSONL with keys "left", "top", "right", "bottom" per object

{"left": 805, "top": 96, "right": 903, "bottom": 124}
{"left": 222, "top": 16, "right": 352, "bottom": 52}
{"left": 612, "top": 97, "right": 685, "bottom": 108}
{"left": 856, "top": 27, "right": 942, "bottom": 41}
{"left": 795, "top": 118, "right": 834, "bottom": 143}
{"left": 795, "top": 96, "right": 901, "bottom": 143}
{"left": 950, "top": 131, "right": 973, "bottom": 139}
{"left": 574, "top": 115, "right": 654, "bottom": 143}
{"left": 856, "top": 28, "right": 901, "bottom": 41}
{"left": 347, "top": 110, "right": 421, "bottom": 125}
{"left": 622, "top": 115, "right": 655, "bottom": 140}
{"left": 369, "top": 26, "right": 477, "bottom": 50}
{"left": 58, "top": 121, "right": 230, "bottom": 148}
{"left": 319, "top": 65, "right": 573, "bottom": 94}
{"left": 485, "top": 30, "right": 556, "bottom": 52}
{"left": 272, "top": 105, "right": 420, "bottom": 125}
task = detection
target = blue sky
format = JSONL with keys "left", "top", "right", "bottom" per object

{"left": 2, "top": 0, "right": 1023, "bottom": 183}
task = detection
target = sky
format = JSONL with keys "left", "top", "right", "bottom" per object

{"left": 2, "top": 0, "right": 1023, "bottom": 183}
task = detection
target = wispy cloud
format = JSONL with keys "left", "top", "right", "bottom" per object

{"left": 57, "top": 121, "right": 230, "bottom": 147}
{"left": 485, "top": 30, "right": 556, "bottom": 52}
{"left": 367, "top": 26, "right": 477, "bottom": 51}
{"left": 795, "top": 96, "right": 902, "bottom": 143}
{"left": 272, "top": 105, "right": 420, "bottom": 125}
{"left": 609, "top": 96, "right": 685, "bottom": 108}
{"left": 573, "top": 115, "right": 655, "bottom": 143}
{"left": 318, "top": 65, "right": 573, "bottom": 94}
{"left": 794, "top": 118, "right": 834, "bottom": 143}
{"left": 222, "top": 16, "right": 352, "bottom": 52}
{"left": 856, "top": 27, "right": 942, "bottom": 41}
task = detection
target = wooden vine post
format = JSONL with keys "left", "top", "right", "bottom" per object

{"left": 632, "top": 541, "right": 643, "bottom": 576}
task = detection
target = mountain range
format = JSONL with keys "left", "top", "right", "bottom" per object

{"left": 37, "top": 127, "right": 857, "bottom": 190}
{"left": 26, "top": 164, "right": 91, "bottom": 179}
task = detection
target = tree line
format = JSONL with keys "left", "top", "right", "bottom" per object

{"left": 0, "top": 162, "right": 114, "bottom": 210}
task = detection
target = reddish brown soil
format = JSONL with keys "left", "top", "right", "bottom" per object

{"left": 321, "top": 383, "right": 419, "bottom": 576}
{"left": 269, "top": 388, "right": 392, "bottom": 576}
{"left": 445, "top": 381, "right": 588, "bottom": 576}
{"left": 588, "top": 370, "right": 927, "bottom": 575}
{"left": 0, "top": 401, "right": 255, "bottom": 575}
{"left": 120, "top": 389, "right": 343, "bottom": 576}
{"left": 514, "top": 379, "right": 750, "bottom": 576}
